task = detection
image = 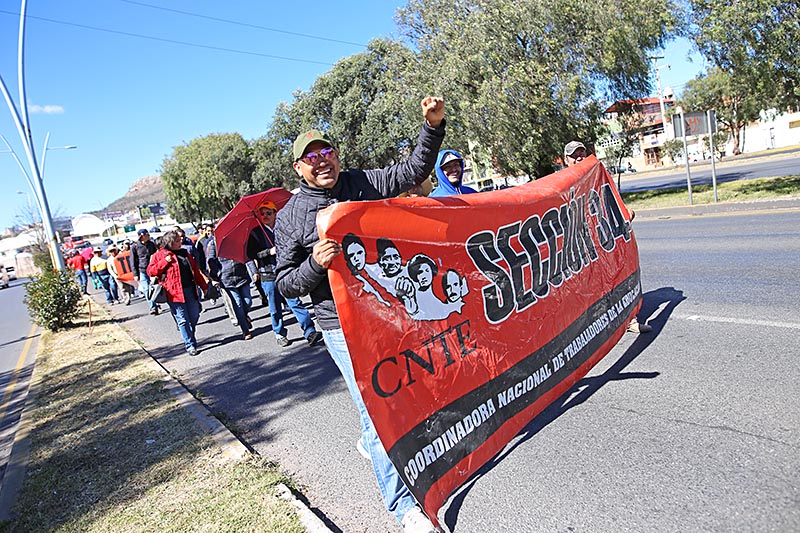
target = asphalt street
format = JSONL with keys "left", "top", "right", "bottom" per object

{"left": 99, "top": 204, "right": 800, "bottom": 533}
{"left": 0, "top": 277, "right": 39, "bottom": 519}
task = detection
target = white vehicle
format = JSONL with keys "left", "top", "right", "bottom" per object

{"left": 0, "top": 265, "right": 8, "bottom": 289}
{"left": 6, "top": 264, "right": 16, "bottom": 280}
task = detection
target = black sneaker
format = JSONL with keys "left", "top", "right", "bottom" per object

{"left": 306, "top": 331, "right": 323, "bottom": 346}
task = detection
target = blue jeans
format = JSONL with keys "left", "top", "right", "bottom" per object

{"left": 261, "top": 280, "right": 316, "bottom": 339}
{"left": 108, "top": 276, "right": 120, "bottom": 301}
{"left": 224, "top": 284, "right": 252, "bottom": 334}
{"left": 75, "top": 269, "right": 88, "bottom": 293}
{"left": 137, "top": 276, "right": 158, "bottom": 310}
{"left": 167, "top": 287, "right": 201, "bottom": 351}
{"left": 94, "top": 272, "right": 113, "bottom": 303}
{"left": 322, "top": 328, "right": 417, "bottom": 524}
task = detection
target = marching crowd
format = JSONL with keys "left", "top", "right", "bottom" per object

{"left": 64, "top": 96, "right": 649, "bottom": 533}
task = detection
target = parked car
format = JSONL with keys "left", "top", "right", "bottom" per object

{"left": 102, "top": 238, "right": 114, "bottom": 245}
{"left": 0, "top": 266, "right": 8, "bottom": 289}
{"left": 5, "top": 264, "right": 16, "bottom": 280}
{"left": 149, "top": 226, "right": 162, "bottom": 233}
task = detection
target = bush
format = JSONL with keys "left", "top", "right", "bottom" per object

{"left": 31, "top": 248, "right": 53, "bottom": 272}
{"left": 23, "top": 269, "right": 83, "bottom": 331}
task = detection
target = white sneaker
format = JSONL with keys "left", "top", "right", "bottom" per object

{"left": 356, "top": 437, "right": 370, "bottom": 461}
{"left": 401, "top": 506, "right": 437, "bottom": 533}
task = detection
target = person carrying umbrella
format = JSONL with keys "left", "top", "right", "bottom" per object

{"left": 247, "top": 200, "right": 322, "bottom": 348}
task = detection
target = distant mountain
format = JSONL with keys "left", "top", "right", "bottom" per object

{"left": 100, "top": 175, "right": 166, "bottom": 215}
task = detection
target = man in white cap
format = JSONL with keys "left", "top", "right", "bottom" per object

{"left": 563, "top": 140, "right": 652, "bottom": 334}
{"left": 563, "top": 140, "right": 588, "bottom": 166}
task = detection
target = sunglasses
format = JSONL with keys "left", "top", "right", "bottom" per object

{"left": 298, "top": 146, "right": 336, "bottom": 165}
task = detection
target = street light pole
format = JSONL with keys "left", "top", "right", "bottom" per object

{"left": 676, "top": 106, "right": 693, "bottom": 205}
{"left": 0, "top": 0, "right": 65, "bottom": 270}
{"left": 40, "top": 131, "right": 77, "bottom": 179}
{"left": 651, "top": 56, "right": 671, "bottom": 141}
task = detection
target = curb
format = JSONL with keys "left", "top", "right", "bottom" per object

{"left": 102, "top": 300, "right": 335, "bottom": 533}
{"left": 634, "top": 197, "right": 800, "bottom": 220}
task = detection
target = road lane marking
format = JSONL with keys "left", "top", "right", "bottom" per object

{"left": 0, "top": 324, "right": 38, "bottom": 427}
{"left": 675, "top": 313, "right": 800, "bottom": 330}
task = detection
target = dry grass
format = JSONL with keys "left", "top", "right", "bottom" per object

{"left": 623, "top": 175, "right": 800, "bottom": 210}
{"left": 1, "top": 305, "right": 304, "bottom": 533}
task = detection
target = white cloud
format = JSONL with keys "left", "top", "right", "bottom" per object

{"left": 28, "top": 104, "right": 64, "bottom": 114}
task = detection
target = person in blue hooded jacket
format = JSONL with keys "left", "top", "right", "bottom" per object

{"left": 429, "top": 149, "right": 477, "bottom": 197}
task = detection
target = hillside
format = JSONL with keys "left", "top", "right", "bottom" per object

{"left": 102, "top": 175, "right": 166, "bottom": 214}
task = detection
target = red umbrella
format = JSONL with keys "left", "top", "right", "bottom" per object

{"left": 215, "top": 188, "right": 293, "bottom": 263}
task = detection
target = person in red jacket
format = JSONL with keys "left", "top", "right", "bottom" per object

{"left": 147, "top": 230, "right": 209, "bottom": 356}
{"left": 66, "top": 250, "right": 89, "bottom": 294}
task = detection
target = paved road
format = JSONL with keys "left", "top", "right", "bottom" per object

{"left": 0, "top": 278, "right": 39, "bottom": 516}
{"left": 619, "top": 149, "right": 800, "bottom": 194}
{"left": 105, "top": 205, "right": 800, "bottom": 533}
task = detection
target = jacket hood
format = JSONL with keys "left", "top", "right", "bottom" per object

{"left": 432, "top": 149, "right": 465, "bottom": 195}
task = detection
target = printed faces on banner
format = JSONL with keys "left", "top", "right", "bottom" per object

{"left": 320, "top": 160, "right": 639, "bottom": 524}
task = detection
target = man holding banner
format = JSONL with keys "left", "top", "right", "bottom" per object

{"left": 564, "top": 141, "right": 651, "bottom": 334}
{"left": 274, "top": 96, "right": 446, "bottom": 533}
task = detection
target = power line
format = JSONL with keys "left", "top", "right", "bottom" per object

{"left": 0, "top": 10, "right": 335, "bottom": 67}
{"left": 119, "top": 0, "right": 368, "bottom": 48}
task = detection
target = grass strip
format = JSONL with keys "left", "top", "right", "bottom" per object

{"left": 622, "top": 175, "right": 800, "bottom": 210}
{"left": 1, "top": 305, "right": 305, "bottom": 533}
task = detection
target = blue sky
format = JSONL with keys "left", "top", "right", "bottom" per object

{"left": 0, "top": 0, "right": 707, "bottom": 231}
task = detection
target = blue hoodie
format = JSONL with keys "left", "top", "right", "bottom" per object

{"left": 430, "top": 149, "right": 478, "bottom": 197}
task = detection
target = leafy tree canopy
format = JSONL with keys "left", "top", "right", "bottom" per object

{"left": 397, "top": 0, "right": 681, "bottom": 177}
{"left": 160, "top": 133, "right": 255, "bottom": 223}
{"left": 678, "top": 67, "right": 762, "bottom": 154}
{"left": 688, "top": 0, "right": 799, "bottom": 106}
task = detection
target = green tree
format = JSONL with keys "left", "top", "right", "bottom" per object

{"left": 397, "top": 0, "right": 681, "bottom": 178}
{"left": 688, "top": 0, "right": 799, "bottom": 106}
{"left": 161, "top": 133, "right": 256, "bottom": 222}
{"left": 662, "top": 138, "right": 684, "bottom": 163}
{"left": 679, "top": 68, "right": 761, "bottom": 155}
{"left": 601, "top": 104, "right": 645, "bottom": 189}
{"left": 251, "top": 135, "right": 297, "bottom": 192}
{"left": 267, "top": 39, "right": 422, "bottom": 174}
{"left": 702, "top": 130, "right": 729, "bottom": 160}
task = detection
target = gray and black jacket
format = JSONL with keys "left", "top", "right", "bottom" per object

{"left": 275, "top": 120, "right": 445, "bottom": 330}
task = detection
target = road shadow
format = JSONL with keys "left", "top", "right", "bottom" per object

{"left": 442, "top": 287, "right": 686, "bottom": 531}
{"left": 0, "top": 332, "right": 40, "bottom": 350}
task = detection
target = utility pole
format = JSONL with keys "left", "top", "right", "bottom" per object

{"left": 650, "top": 56, "right": 671, "bottom": 141}
{"left": 0, "top": 0, "right": 65, "bottom": 270}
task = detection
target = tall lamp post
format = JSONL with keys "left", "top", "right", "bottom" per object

{"left": 651, "top": 56, "right": 671, "bottom": 141}
{"left": 0, "top": 0, "right": 68, "bottom": 271}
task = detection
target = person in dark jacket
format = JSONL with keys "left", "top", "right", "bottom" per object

{"left": 131, "top": 228, "right": 161, "bottom": 315}
{"left": 147, "top": 230, "right": 209, "bottom": 356}
{"left": 247, "top": 201, "right": 321, "bottom": 348}
{"left": 207, "top": 236, "right": 253, "bottom": 340}
{"left": 274, "top": 96, "right": 445, "bottom": 533}
{"left": 429, "top": 149, "right": 477, "bottom": 197}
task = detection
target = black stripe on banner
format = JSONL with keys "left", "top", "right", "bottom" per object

{"left": 388, "top": 269, "right": 642, "bottom": 498}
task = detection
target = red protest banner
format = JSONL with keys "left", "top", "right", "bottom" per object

{"left": 317, "top": 157, "right": 640, "bottom": 525}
